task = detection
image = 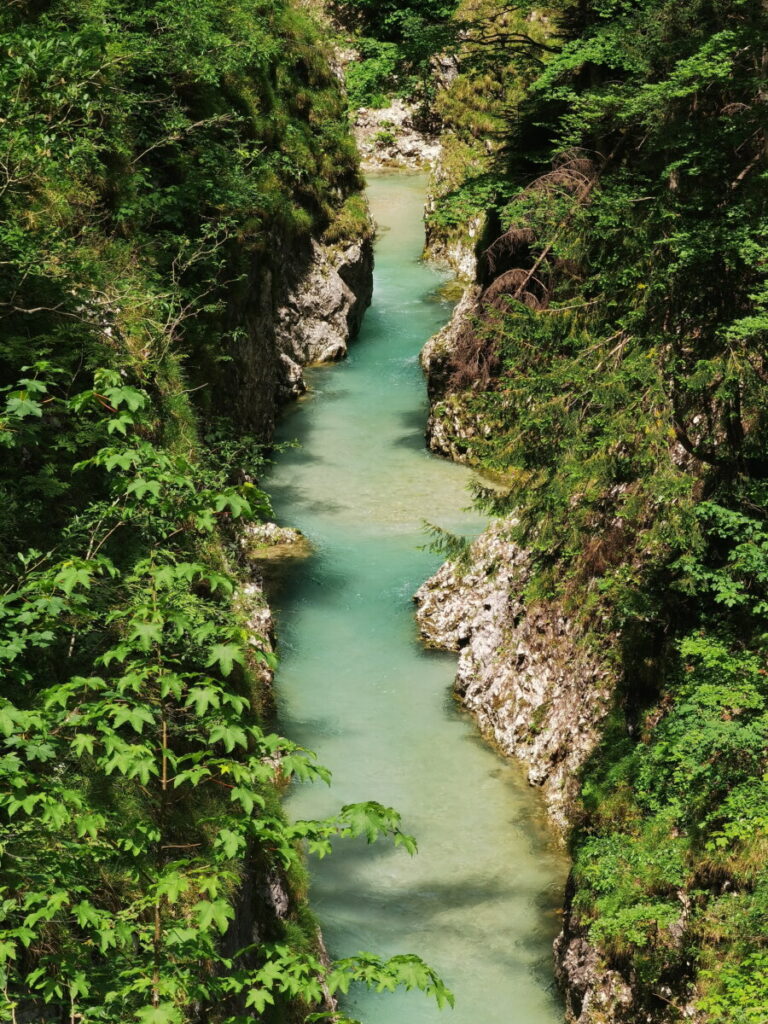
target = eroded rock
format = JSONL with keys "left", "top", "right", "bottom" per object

{"left": 354, "top": 98, "right": 441, "bottom": 170}
{"left": 414, "top": 519, "right": 613, "bottom": 832}
{"left": 275, "top": 237, "right": 374, "bottom": 386}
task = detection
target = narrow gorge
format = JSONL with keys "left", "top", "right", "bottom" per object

{"left": 267, "top": 173, "right": 567, "bottom": 1024}
{"left": 2, "top": 1, "right": 768, "bottom": 1023}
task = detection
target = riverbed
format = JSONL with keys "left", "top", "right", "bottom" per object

{"left": 267, "top": 172, "right": 566, "bottom": 1024}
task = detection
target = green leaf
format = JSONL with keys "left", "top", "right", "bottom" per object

{"left": 245, "top": 986, "right": 275, "bottom": 1012}
{"left": 72, "top": 900, "right": 101, "bottom": 929}
{"left": 230, "top": 786, "right": 264, "bottom": 815}
{"left": 72, "top": 733, "right": 96, "bottom": 757}
{"left": 53, "top": 563, "right": 92, "bottom": 595}
{"left": 135, "top": 1005, "right": 183, "bottom": 1024}
{"left": 185, "top": 685, "right": 221, "bottom": 716}
{"left": 205, "top": 643, "right": 244, "bottom": 677}
{"left": 6, "top": 394, "right": 43, "bottom": 419}
{"left": 207, "top": 723, "right": 248, "bottom": 752}
{"left": 155, "top": 871, "right": 189, "bottom": 904}
{"left": 129, "top": 619, "right": 164, "bottom": 651}
{"left": 194, "top": 899, "right": 235, "bottom": 934}
{"left": 216, "top": 828, "right": 244, "bottom": 859}
{"left": 111, "top": 705, "right": 155, "bottom": 734}
{"left": 126, "top": 478, "right": 162, "bottom": 500}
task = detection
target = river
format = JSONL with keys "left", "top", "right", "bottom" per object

{"left": 267, "top": 173, "right": 566, "bottom": 1024}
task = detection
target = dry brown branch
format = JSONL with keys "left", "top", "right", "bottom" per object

{"left": 730, "top": 150, "right": 763, "bottom": 189}
{"left": 447, "top": 317, "right": 502, "bottom": 392}
{"left": 481, "top": 267, "right": 549, "bottom": 310}
{"left": 483, "top": 226, "right": 535, "bottom": 273}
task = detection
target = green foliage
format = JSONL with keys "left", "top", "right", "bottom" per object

{"left": 699, "top": 953, "right": 768, "bottom": 1023}
{"left": 0, "top": 0, "right": 364, "bottom": 459}
{"left": 427, "top": 0, "right": 768, "bottom": 1014}
{"left": 345, "top": 38, "right": 403, "bottom": 108}
{"left": 420, "top": 521, "right": 473, "bottom": 571}
{"left": 0, "top": 1, "right": 445, "bottom": 1021}
{"left": 428, "top": 175, "right": 512, "bottom": 230}
{"left": 333, "top": 0, "right": 460, "bottom": 107}
{"left": 0, "top": 368, "right": 450, "bottom": 1021}
{"left": 423, "top": 0, "right": 549, "bottom": 264}
{"left": 332, "top": 0, "right": 459, "bottom": 43}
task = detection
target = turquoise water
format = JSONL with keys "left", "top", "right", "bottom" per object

{"left": 267, "top": 173, "right": 566, "bottom": 1024}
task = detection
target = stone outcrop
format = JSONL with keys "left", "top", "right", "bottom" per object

{"left": 554, "top": 921, "right": 636, "bottom": 1023}
{"left": 414, "top": 520, "right": 613, "bottom": 832}
{"left": 423, "top": 218, "right": 483, "bottom": 279}
{"left": 227, "top": 222, "right": 373, "bottom": 439}
{"left": 353, "top": 98, "right": 441, "bottom": 170}
{"left": 420, "top": 285, "right": 480, "bottom": 394}
{"left": 236, "top": 576, "right": 278, "bottom": 699}
{"left": 231, "top": 524, "right": 339, "bottom": 1015}
{"left": 276, "top": 237, "right": 374, "bottom": 384}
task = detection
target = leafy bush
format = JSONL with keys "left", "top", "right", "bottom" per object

{"left": 428, "top": 0, "right": 768, "bottom": 1014}
{"left": 345, "top": 38, "right": 402, "bottom": 108}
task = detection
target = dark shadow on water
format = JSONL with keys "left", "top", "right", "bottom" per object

{"left": 266, "top": 481, "right": 347, "bottom": 517}
{"left": 263, "top": 551, "right": 355, "bottom": 617}
{"left": 390, "top": 430, "right": 431, "bottom": 453}
{"left": 274, "top": 445, "right": 324, "bottom": 467}
{"left": 396, "top": 406, "right": 431, "bottom": 432}
{"left": 310, "top": 863, "right": 564, "bottom": 978}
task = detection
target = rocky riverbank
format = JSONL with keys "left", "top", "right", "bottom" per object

{"left": 228, "top": 223, "right": 374, "bottom": 438}
{"left": 414, "top": 521, "right": 613, "bottom": 834}
{"left": 412, "top": 517, "right": 654, "bottom": 1021}
{"left": 415, "top": 178, "right": 685, "bottom": 1024}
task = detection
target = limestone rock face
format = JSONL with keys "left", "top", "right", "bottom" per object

{"left": 353, "top": 98, "right": 441, "bottom": 170}
{"left": 424, "top": 224, "right": 482, "bottom": 280}
{"left": 420, "top": 285, "right": 480, "bottom": 396}
{"left": 226, "top": 224, "right": 373, "bottom": 440}
{"left": 235, "top": 580, "right": 277, "bottom": 696}
{"left": 276, "top": 237, "right": 373, "bottom": 371}
{"left": 414, "top": 519, "right": 612, "bottom": 832}
{"left": 554, "top": 930, "right": 636, "bottom": 1023}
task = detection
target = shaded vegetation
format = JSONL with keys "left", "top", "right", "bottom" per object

{"left": 425, "top": 0, "right": 768, "bottom": 1017}
{"left": 330, "top": 0, "right": 460, "bottom": 108}
{"left": 0, "top": 1, "right": 451, "bottom": 1021}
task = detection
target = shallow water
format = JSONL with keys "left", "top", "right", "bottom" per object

{"left": 267, "top": 173, "right": 567, "bottom": 1024}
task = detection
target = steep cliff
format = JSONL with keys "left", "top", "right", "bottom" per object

{"left": 413, "top": 0, "right": 768, "bottom": 1014}
{"left": 228, "top": 230, "right": 374, "bottom": 438}
{"left": 415, "top": 521, "right": 612, "bottom": 833}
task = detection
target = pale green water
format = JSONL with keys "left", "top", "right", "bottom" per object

{"left": 267, "top": 173, "right": 566, "bottom": 1024}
